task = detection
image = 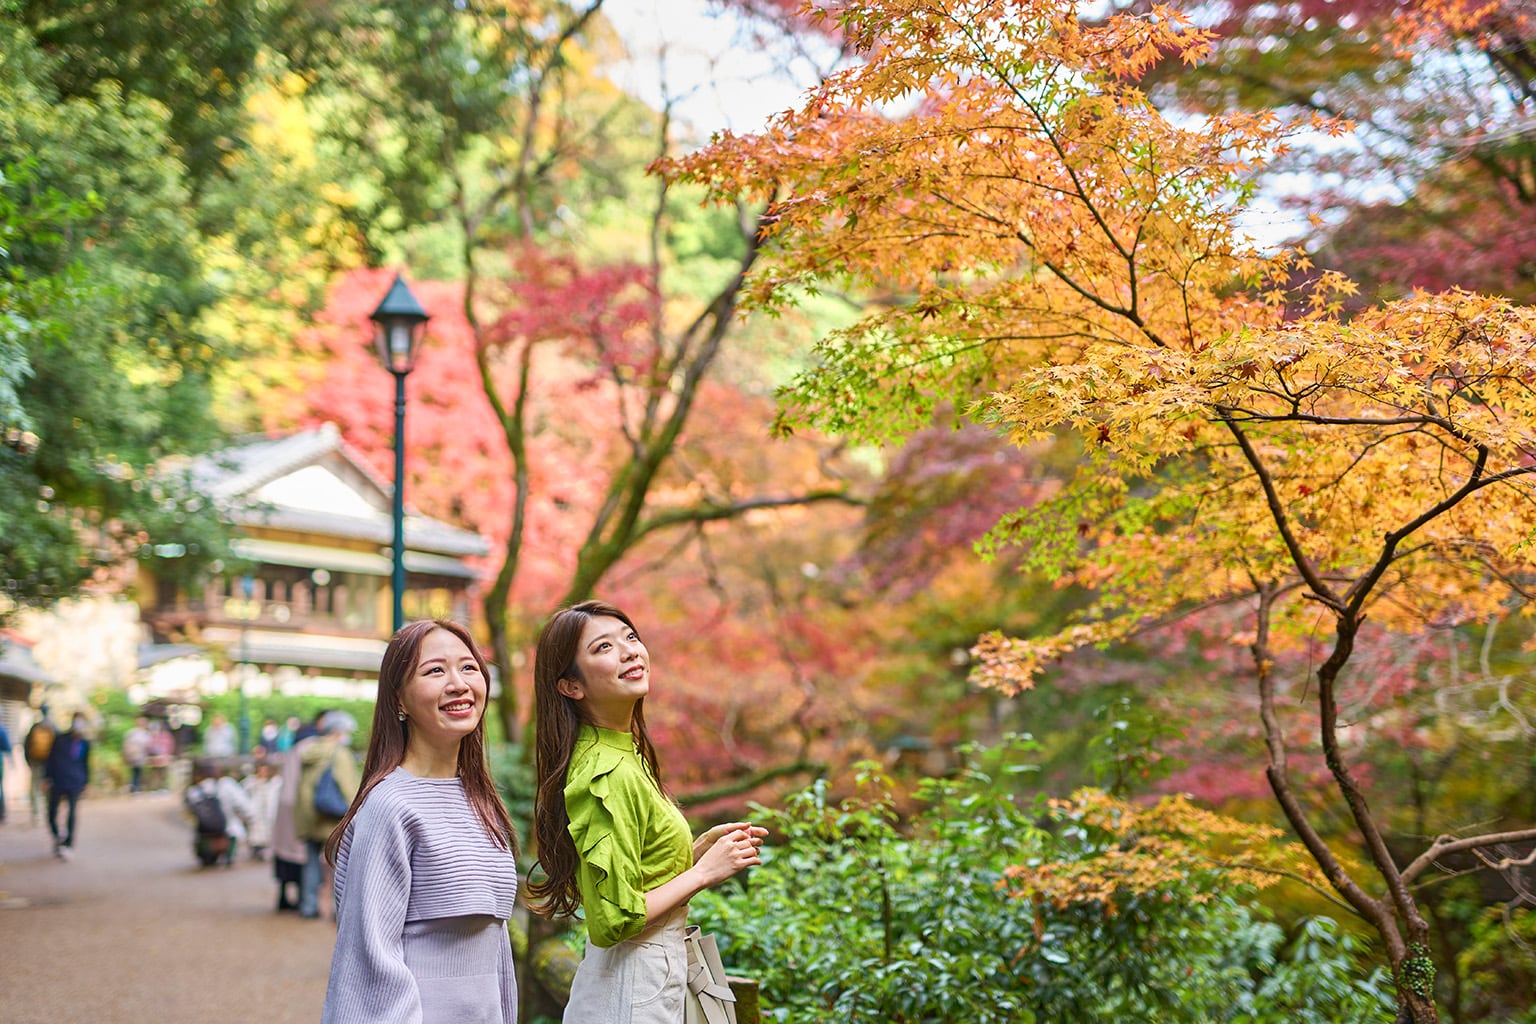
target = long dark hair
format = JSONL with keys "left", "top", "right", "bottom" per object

{"left": 325, "top": 619, "right": 517, "bottom": 864}
{"left": 527, "top": 599, "right": 664, "bottom": 919}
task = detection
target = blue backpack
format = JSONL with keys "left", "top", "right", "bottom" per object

{"left": 314, "top": 766, "right": 350, "bottom": 818}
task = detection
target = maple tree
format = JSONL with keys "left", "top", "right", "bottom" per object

{"left": 670, "top": 0, "right": 1536, "bottom": 1019}
{"left": 327, "top": 0, "right": 869, "bottom": 746}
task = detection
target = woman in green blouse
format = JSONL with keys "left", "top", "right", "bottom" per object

{"left": 530, "top": 599, "right": 767, "bottom": 1023}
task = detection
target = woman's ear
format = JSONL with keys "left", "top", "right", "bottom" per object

{"left": 556, "top": 676, "right": 584, "bottom": 701}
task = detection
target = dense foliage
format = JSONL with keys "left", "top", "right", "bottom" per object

{"left": 1140, "top": 0, "right": 1536, "bottom": 305}
{"left": 0, "top": 22, "right": 233, "bottom": 611}
{"left": 692, "top": 744, "right": 1394, "bottom": 1023}
{"left": 4, "top": 0, "right": 1534, "bottom": 1017}
{"left": 672, "top": 1, "right": 1536, "bottom": 1018}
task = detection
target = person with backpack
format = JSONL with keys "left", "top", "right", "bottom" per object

{"left": 23, "top": 706, "right": 56, "bottom": 825}
{"left": 42, "top": 711, "right": 90, "bottom": 859}
{"left": 185, "top": 760, "right": 255, "bottom": 867}
{"left": 294, "top": 711, "right": 359, "bottom": 919}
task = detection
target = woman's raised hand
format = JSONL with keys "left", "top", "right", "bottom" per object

{"left": 693, "top": 821, "right": 765, "bottom": 862}
{"left": 693, "top": 822, "right": 768, "bottom": 886}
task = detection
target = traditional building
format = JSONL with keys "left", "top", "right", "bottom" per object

{"left": 137, "top": 423, "right": 489, "bottom": 702}
{"left": 0, "top": 633, "right": 59, "bottom": 814}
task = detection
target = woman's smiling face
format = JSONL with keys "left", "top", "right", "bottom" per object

{"left": 562, "top": 614, "right": 649, "bottom": 729}
{"left": 398, "top": 627, "right": 487, "bottom": 750}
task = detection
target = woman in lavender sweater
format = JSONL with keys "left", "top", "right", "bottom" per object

{"left": 321, "top": 620, "right": 520, "bottom": 1024}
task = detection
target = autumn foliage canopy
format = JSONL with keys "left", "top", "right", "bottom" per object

{"left": 669, "top": 1, "right": 1536, "bottom": 1018}
{"left": 670, "top": 0, "right": 1536, "bottom": 685}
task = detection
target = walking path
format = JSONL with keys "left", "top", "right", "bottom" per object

{"left": 0, "top": 792, "right": 335, "bottom": 1024}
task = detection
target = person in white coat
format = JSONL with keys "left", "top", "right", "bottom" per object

{"left": 241, "top": 759, "right": 282, "bottom": 861}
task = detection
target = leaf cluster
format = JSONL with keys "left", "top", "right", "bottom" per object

{"left": 690, "top": 741, "right": 1392, "bottom": 1022}
{"left": 0, "top": 24, "right": 232, "bottom": 611}
{"left": 671, "top": 0, "right": 1536, "bottom": 694}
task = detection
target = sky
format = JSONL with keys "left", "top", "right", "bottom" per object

{"left": 598, "top": 0, "right": 827, "bottom": 143}
{"left": 597, "top": 0, "right": 1311, "bottom": 247}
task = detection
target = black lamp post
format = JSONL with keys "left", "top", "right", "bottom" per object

{"left": 369, "top": 273, "right": 429, "bottom": 635}
{"left": 238, "top": 573, "right": 255, "bottom": 756}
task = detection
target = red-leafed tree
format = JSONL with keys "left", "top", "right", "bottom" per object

{"left": 422, "top": 3, "right": 866, "bottom": 746}
{"left": 268, "top": 0, "right": 867, "bottom": 743}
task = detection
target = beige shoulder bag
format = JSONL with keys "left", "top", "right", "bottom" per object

{"left": 683, "top": 925, "right": 738, "bottom": 1024}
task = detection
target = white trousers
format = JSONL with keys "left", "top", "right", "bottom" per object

{"left": 563, "top": 906, "right": 688, "bottom": 1024}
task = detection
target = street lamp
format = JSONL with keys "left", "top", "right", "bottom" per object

{"left": 369, "top": 273, "right": 429, "bottom": 635}
{"left": 238, "top": 573, "right": 255, "bottom": 756}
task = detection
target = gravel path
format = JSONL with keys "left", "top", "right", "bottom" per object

{"left": 0, "top": 791, "right": 335, "bottom": 1024}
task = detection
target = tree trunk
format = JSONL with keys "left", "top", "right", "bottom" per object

{"left": 510, "top": 911, "right": 576, "bottom": 1020}
{"left": 1246, "top": 584, "right": 1443, "bottom": 1024}
{"left": 486, "top": 591, "right": 517, "bottom": 743}
{"left": 1392, "top": 943, "right": 1441, "bottom": 1024}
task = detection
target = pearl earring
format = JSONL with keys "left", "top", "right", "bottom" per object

{"left": 397, "top": 710, "right": 407, "bottom": 722}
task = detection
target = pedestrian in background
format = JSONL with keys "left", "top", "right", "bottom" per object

{"left": 43, "top": 711, "right": 91, "bottom": 859}
{"left": 276, "top": 715, "right": 301, "bottom": 752}
{"left": 121, "top": 716, "right": 151, "bottom": 793}
{"left": 295, "top": 711, "right": 358, "bottom": 919}
{"left": 271, "top": 711, "right": 332, "bottom": 913}
{"left": 145, "top": 720, "right": 175, "bottom": 792}
{"left": 185, "top": 759, "right": 255, "bottom": 867}
{"left": 321, "top": 620, "right": 519, "bottom": 1024}
{"left": 23, "top": 705, "right": 56, "bottom": 825}
{"left": 529, "top": 600, "right": 766, "bottom": 1024}
{"left": 256, "top": 717, "right": 281, "bottom": 758}
{"left": 294, "top": 710, "right": 326, "bottom": 746}
{"left": 0, "top": 718, "right": 12, "bottom": 822}
{"left": 242, "top": 758, "right": 281, "bottom": 861}
{"left": 203, "top": 713, "right": 237, "bottom": 760}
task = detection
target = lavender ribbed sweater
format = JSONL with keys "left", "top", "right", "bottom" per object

{"left": 322, "top": 767, "right": 519, "bottom": 1024}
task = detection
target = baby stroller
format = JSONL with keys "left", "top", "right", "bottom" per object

{"left": 194, "top": 830, "right": 233, "bottom": 868}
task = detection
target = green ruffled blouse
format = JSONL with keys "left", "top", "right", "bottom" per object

{"left": 564, "top": 724, "right": 693, "bottom": 948}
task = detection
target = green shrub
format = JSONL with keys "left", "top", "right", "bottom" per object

{"left": 691, "top": 738, "right": 1392, "bottom": 1023}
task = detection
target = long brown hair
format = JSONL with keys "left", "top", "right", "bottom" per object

{"left": 527, "top": 599, "right": 664, "bottom": 919}
{"left": 325, "top": 619, "right": 517, "bottom": 864}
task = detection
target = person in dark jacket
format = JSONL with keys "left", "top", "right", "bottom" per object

{"left": 0, "top": 719, "right": 12, "bottom": 822}
{"left": 43, "top": 712, "right": 91, "bottom": 859}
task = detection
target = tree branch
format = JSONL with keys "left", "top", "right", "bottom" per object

{"left": 677, "top": 760, "right": 825, "bottom": 808}
{"left": 1401, "top": 827, "right": 1536, "bottom": 885}
{"left": 1252, "top": 582, "right": 1384, "bottom": 923}
{"left": 633, "top": 489, "right": 864, "bottom": 542}
{"left": 1217, "top": 408, "right": 1344, "bottom": 611}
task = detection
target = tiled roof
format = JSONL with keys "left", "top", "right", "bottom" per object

{"left": 181, "top": 424, "right": 488, "bottom": 557}
{"left": 233, "top": 505, "right": 487, "bottom": 557}
{"left": 0, "top": 634, "right": 54, "bottom": 689}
